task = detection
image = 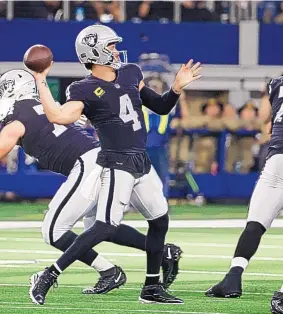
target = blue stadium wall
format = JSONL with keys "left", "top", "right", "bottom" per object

{"left": 2, "top": 20, "right": 280, "bottom": 199}
{"left": 259, "top": 24, "right": 283, "bottom": 65}
{"left": 0, "top": 20, "right": 239, "bottom": 64}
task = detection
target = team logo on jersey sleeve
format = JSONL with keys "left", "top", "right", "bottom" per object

{"left": 94, "top": 87, "right": 105, "bottom": 98}
{"left": 82, "top": 34, "right": 98, "bottom": 48}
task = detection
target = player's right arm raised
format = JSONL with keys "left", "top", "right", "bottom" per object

{"left": 33, "top": 66, "right": 84, "bottom": 125}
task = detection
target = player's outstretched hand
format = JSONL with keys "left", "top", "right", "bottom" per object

{"left": 172, "top": 59, "right": 202, "bottom": 93}
{"left": 32, "top": 62, "right": 53, "bottom": 81}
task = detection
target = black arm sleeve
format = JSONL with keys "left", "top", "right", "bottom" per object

{"left": 140, "top": 86, "right": 180, "bottom": 115}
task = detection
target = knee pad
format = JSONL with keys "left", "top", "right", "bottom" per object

{"left": 148, "top": 213, "right": 169, "bottom": 235}
{"left": 246, "top": 221, "right": 266, "bottom": 235}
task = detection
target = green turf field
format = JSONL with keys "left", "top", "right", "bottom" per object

{"left": 0, "top": 202, "right": 251, "bottom": 221}
{"left": 0, "top": 226, "right": 282, "bottom": 314}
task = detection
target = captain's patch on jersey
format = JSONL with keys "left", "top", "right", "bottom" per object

{"left": 94, "top": 87, "right": 105, "bottom": 98}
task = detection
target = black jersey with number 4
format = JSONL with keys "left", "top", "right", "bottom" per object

{"left": 267, "top": 76, "right": 283, "bottom": 159}
{"left": 4, "top": 98, "right": 99, "bottom": 176}
{"left": 66, "top": 63, "right": 151, "bottom": 176}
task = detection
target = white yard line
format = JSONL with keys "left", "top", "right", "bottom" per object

{"left": 1, "top": 237, "right": 283, "bottom": 251}
{"left": 1, "top": 250, "right": 283, "bottom": 262}
{"left": 0, "top": 283, "right": 275, "bottom": 297}
{"left": 0, "top": 305, "right": 227, "bottom": 314}
{"left": 0, "top": 220, "right": 249, "bottom": 229}
{"left": 0, "top": 237, "right": 42, "bottom": 242}
{"left": 180, "top": 243, "right": 283, "bottom": 249}
{"left": 0, "top": 263, "right": 281, "bottom": 277}
{"left": 3, "top": 219, "right": 283, "bottom": 228}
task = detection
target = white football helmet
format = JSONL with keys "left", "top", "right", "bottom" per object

{"left": 75, "top": 25, "right": 127, "bottom": 70}
{"left": 0, "top": 69, "right": 37, "bottom": 122}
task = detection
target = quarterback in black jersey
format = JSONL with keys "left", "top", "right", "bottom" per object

{"left": 32, "top": 25, "right": 202, "bottom": 305}
{"left": 205, "top": 76, "right": 283, "bottom": 312}
{"left": 0, "top": 69, "right": 182, "bottom": 300}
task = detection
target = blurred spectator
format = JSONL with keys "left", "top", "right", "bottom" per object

{"left": 223, "top": 103, "right": 242, "bottom": 173}
{"left": 191, "top": 98, "right": 224, "bottom": 174}
{"left": 275, "top": 2, "right": 283, "bottom": 24}
{"left": 169, "top": 92, "right": 190, "bottom": 173}
{"left": 257, "top": 1, "right": 278, "bottom": 22}
{"left": 70, "top": 1, "right": 98, "bottom": 21}
{"left": 214, "top": 1, "right": 230, "bottom": 23}
{"left": 91, "top": 0, "right": 120, "bottom": 22}
{"left": 126, "top": 1, "right": 173, "bottom": 22}
{"left": 225, "top": 101, "right": 262, "bottom": 173}
{"left": 262, "top": 7, "right": 274, "bottom": 23}
{"left": 181, "top": 1, "right": 219, "bottom": 22}
{"left": 0, "top": 0, "right": 6, "bottom": 18}
{"left": 14, "top": 1, "right": 63, "bottom": 20}
{"left": 143, "top": 73, "right": 172, "bottom": 196}
{"left": 258, "top": 82, "right": 272, "bottom": 171}
{"left": 237, "top": 101, "right": 262, "bottom": 173}
{"left": 70, "top": 1, "right": 120, "bottom": 22}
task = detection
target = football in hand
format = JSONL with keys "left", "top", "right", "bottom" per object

{"left": 23, "top": 45, "right": 53, "bottom": 73}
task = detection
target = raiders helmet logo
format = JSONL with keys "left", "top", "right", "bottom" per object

{"left": 0, "top": 80, "right": 15, "bottom": 98}
{"left": 82, "top": 34, "right": 98, "bottom": 48}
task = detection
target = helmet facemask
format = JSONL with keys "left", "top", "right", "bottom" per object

{"left": 102, "top": 41, "right": 128, "bottom": 70}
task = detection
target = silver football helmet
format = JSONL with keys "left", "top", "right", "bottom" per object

{"left": 75, "top": 25, "right": 127, "bottom": 70}
{"left": 0, "top": 69, "right": 37, "bottom": 122}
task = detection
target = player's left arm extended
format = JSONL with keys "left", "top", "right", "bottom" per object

{"left": 36, "top": 79, "right": 84, "bottom": 125}
{"left": 0, "top": 121, "right": 25, "bottom": 161}
{"left": 139, "top": 81, "right": 180, "bottom": 115}
{"left": 139, "top": 59, "right": 202, "bottom": 115}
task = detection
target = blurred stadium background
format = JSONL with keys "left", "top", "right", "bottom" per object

{"left": 1, "top": 1, "right": 283, "bottom": 314}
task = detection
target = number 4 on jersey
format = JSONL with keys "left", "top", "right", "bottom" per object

{"left": 119, "top": 94, "right": 141, "bottom": 131}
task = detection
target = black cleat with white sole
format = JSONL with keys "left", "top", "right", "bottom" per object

{"left": 271, "top": 291, "right": 283, "bottom": 313}
{"left": 29, "top": 269, "right": 58, "bottom": 305}
{"left": 82, "top": 265, "right": 126, "bottom": 294}
{"left": 139, "top": 283, "right": 184, "bottom": 304}
{"left": 205, "top": 269, "right": 242, "bottom": 298}
{"left": 162, "top": 243, "right": 183, "bottom": 289}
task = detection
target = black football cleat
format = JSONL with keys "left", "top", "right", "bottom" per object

{"left": 29, "top": 269, "right": 58, "bottom": 305}
{"left": 139, "top": 283, "right": 184, "bottom": 304}
{"left": 82, "top": 265, "right": 126, "bottom": 294}
{"left": 205, "top": 271, "right": 242, "bottom": 298}
{"left": 271, "top": 291, "right": 283, "bottom": 313}
{"left": 162, "top": 243, "right": 183, "bottom": 289}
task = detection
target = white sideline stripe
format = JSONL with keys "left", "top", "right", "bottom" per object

{"left": 0, "top": 237, "right": 42, "bottom": 242}
{"left": 2, "top": 237, "right": 283, "bottom": 250}
{"left": 0, "top": 305, "right": 226, "bottom": 314}
{"left": 1, "top": 250, "right": 283, "bottom": 262}
{"left": 180, "top": 243, "right": 283, "bottom": 250}
{"left": 0, "top": 220, "right": 250, "bottom": 229}
{"left": 0, "top": 264, "right": 281, "bottom": 278}
{"left": 265, "top": 235, "right": 283, "bottom": 239}
{"left": 0, "top": 283, "right": 275, "bottom": 296}
{"left": 1, "top": 219, "right": 283, "bottom": 229}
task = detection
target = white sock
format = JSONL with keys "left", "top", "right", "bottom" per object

{"left": 280, "top": 285, "right": 283, "bottom": 293}
{"left": 54, "top": 263, "right": 63, "bottom": 273}
{"left": 230, "top": 257, "right": 249, "bottom": 270}
{"left": 146, "top": 274, "right": 160, "bottom": 277}
{"left": 91, "top": 255, "right": 114, "bottom": 272}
